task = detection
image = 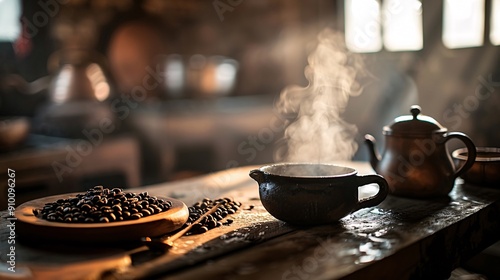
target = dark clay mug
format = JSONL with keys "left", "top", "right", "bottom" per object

{"left": 249, "top": 163, "right": 389, "bottom": 226}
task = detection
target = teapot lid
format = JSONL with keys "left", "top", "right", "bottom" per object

{"left": 383, "top": 105, "right": 447, "bottom": 136}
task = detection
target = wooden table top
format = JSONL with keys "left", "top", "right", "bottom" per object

{"left": 1, "top": 162, "right": 500, "bottom": 280}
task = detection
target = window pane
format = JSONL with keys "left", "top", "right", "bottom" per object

{"left": 443, "top": 0, "right": 485, "bottom": 49}
{"left": 491, "top": 0, "right": 500, "bottom": 45}
{"left": 0, "top": 0, "right": 21, "bottom": 42}
{"left": 345, "top": 0, "right": 383, "bottom": 53}
{"left": 383, "top": 0, "right": 423, "bottom": 51}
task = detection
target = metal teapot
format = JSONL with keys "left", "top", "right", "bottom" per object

{"left": 364, "top": 105, "right": 477, "bottom": 198}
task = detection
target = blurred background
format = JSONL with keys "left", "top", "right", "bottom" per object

{"left": 1, "top": 0, "right": 499, "bottom": 208}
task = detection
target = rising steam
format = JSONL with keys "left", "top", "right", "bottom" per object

{"left": 275, "top": 29, "right": 364, "bottom": 163}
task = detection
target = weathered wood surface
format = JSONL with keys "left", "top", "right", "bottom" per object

{"left": 1, "top": 162, "right": 500, "bottom": 280}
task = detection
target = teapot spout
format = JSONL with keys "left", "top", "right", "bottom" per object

{"left": 364, "top": 134, "right": 381, "bottom": 171}
{"left": 249, "top": 169, "right": 265, "bottom": 184}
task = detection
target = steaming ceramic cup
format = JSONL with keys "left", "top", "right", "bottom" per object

{"left": 249, "top": 163, "right": 389, "bottom": 226}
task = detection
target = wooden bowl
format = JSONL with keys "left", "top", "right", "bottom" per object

{"left": 15, "top": 193, "right": 189, "bottom": 243}
{"left": 452, "top": 147, "right": 500, "bottom": 187}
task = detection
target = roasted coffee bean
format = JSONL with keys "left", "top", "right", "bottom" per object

{"left": 207, "top": 220, "right": 217, "bottom": 229}
{"left": 92, "top": 210, "right": 102, "bottom": 217}
{"left": 100, "top": 217, "right": 110, "bottom": 223}
{"left": 141, "top": 209, "right": 151, "bottom": 216}
{"left": 191, "top": 223, "right": 202, "bottom": 231}
{"left": 99, "top": 198, "right": 108, "bottom": 205}
{"left": 151, "top": 205, "right": 160, "bottom": 214}
{"left": 131, "top": 213, "right": 142, "bottom": 220}
{"left": 199, "top": 226, "right": 209, "bottom": 233}
{"left": 76, "top": 200, "right": 85, "bottom": 207}
{"left": 43, "top": 205, "right": 53, "bottom": 211}
{"left": 81, "top": 204, "right": 91, "bottom": 212}
{"left": 107, "top": 213, "right": 116, "bottom": 222}
{"left": 33, "top": 186, "right": 173, "bottom": 224}
{"left": 128, "top": 197, "right": 139, "bottom": 203}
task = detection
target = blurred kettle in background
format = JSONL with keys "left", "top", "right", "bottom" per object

{"left": 1, "top": 9, "right": 117, "bottom": 139}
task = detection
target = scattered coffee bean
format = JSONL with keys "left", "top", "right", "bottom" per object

{"left": 33, "top": 186, "right": 173, "bottom": 224}
{"left": 199, "top": 226, "right": 209, "bottom": 233}
{"left": 184, "top": 197, "right": 242, "bottom": 235}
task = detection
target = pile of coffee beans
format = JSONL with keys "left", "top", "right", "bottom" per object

{"left": 33, "top": 186, "right": 172, "bottom": 223}
{"left": 186, "top": 198, "right": 241, "bottom": 235}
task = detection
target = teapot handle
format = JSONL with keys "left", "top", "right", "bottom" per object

{"left": 442, "top": 132, "right": 477, "bottom": 179}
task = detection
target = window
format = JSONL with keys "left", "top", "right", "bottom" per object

{"left": 491, "top": 0, "right": 500, "bottom": 45}
{"left": 443, "top": 0, "right": 485, "bottom": 48}
{"left": 0, "top": 0, "right": 21, "bottom": 42}
{"left": 345, "top": 0, "right": 499, "bottom": 52}
{"left": 345, "top": 0, "right": 383, "bottom": 53}
{"left": 345, "top": 0, "right": 423, "bottom": 52}
{"left": 383, "top": 0, "right": 423, "bottom": 51}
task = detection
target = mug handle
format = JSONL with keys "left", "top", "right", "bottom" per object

{"left": 355, "top": 174, "right": 389, "bottom": 211}
{"left": 442, "top": 132, "right": 477, "bottom": 179}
